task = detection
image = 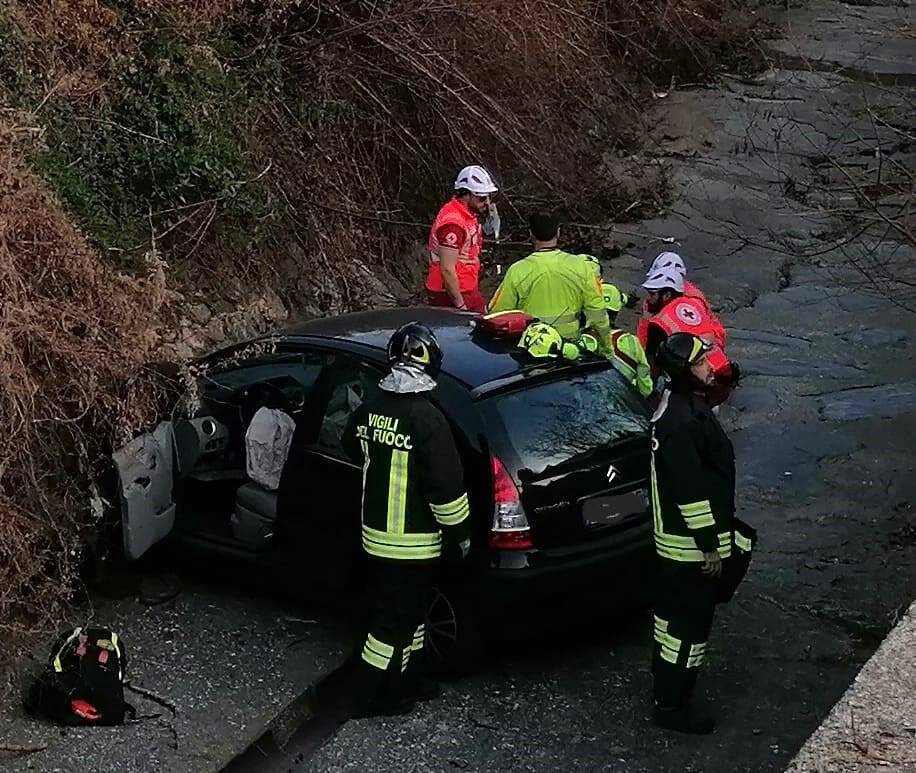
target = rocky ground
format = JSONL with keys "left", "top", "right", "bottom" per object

{"left": 307, "top": 0, "right": 916, "bottom": 771}
{"left": 787, "top": 600, "right": 916, "bottom": 772}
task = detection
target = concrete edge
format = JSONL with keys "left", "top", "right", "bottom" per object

{"left": 785, "top": 600, "right": 916, "bottom": 772}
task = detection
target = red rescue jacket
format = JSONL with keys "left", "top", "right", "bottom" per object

{"left": 641, "top": 295, "right": 735, "bottom": 406}
{"left": 426, "top": 198, "right": 483, "bottom": 294}
{"left": 637, "top": 281, "right": 726, "bottom": 348}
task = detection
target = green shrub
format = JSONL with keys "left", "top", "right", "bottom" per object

{"left": 31, "top": 30, "right": 273, "bottom": 261}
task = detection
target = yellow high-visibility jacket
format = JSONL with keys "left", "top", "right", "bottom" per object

{"left": 489, "top": 249, "right": 611, "bottom": 352}
{"left": 609, "top": 329, "right": 654, "bottom": 397}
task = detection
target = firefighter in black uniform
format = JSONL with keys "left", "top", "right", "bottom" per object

{"left": 340, "top": 322, "right": 471, "bottom": 718}
{"left": 650, "top": 332, "right": 754, "bottom": 734}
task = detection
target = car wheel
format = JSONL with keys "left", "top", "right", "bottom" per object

{"left": 424, "top": 585, "right": 481, "bottom": 677}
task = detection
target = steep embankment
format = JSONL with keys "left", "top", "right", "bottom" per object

{"left": 0, "top": 0, "right": 768, "bottom": 655}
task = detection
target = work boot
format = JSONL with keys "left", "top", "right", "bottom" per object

{"left": 652, "top": 704, "right": 716, "bottom": 735}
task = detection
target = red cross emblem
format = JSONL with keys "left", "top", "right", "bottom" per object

{"left": 675, "top": 303, "right": 701, "bottom": 326}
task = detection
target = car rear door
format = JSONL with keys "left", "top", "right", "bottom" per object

{"left": 480, "top": 366, "right": 651, "bottom": 547}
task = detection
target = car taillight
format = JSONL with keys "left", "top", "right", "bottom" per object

{"left": 488, "top": 455, "right": 533, "bottom": 550}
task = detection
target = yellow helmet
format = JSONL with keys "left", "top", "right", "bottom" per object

{"left": 576, "top": 333, "right": 599, "bottom": 354}
{"left": 601, "top": 282, "right": 629, "bottom": 313}
{"left": 518, "top": 322, "right": 564, "bottom": 359}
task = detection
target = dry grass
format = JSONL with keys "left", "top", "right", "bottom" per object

{"left": 230, "top": 0, "right": 766, "bottom": 299}
{"left": 0, "top": 110, "right": 174, "bottom": 651}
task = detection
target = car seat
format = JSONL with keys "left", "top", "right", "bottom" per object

{"left": 230, "top": 406, "right": 296, "bottom": 549}
{"left": 317, "top": 380, "right": 365, "bottom": 452}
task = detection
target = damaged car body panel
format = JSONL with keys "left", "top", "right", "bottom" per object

{"left": 113, "top": 421, "right": 177, "bottom": 561}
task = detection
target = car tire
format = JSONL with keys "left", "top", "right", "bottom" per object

{"left": 424, "top": 584, "right": 482, "bottom": 678}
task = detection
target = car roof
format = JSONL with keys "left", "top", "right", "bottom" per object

{"left": 277, "top": 306, "right": 575, "bottom": 389}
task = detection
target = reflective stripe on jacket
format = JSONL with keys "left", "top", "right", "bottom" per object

{"left": 345, "top": 391, "right": 471, "bottom": 562}
{"left": 609, "top": 329, "right": 653, "bottom": 397}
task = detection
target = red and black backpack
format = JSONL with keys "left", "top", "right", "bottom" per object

{"left": 25, "top": 626, "right": 134, "bottom": 725}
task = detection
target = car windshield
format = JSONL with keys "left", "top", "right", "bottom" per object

{"left": 483, "top": 366, "right": 650, "bottom": 475}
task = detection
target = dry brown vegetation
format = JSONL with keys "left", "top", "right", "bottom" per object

{"left": 0, "top": 112, "right": 173, "bottom": 646}
{"left": 0, "top": 0, "right": 768, "bottom": 660}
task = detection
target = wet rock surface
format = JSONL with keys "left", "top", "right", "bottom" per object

{"left": 818, "top": 381, "right": 916, "bottom": 421}
{"left": 308, "top": 1, "right": 916, "bottom": 771}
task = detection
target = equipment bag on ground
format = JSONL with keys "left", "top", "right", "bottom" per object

{"left": 24, "top": 626, "right": 135, "bottom": 725}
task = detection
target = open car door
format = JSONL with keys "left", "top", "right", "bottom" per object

{"left": 112, "top": 422, "right": 177, "bottom": 560}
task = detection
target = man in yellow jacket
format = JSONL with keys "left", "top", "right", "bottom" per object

{"left": 582, "top": 255, "right": 636, "bottom": 326}
{"left": 488, "top": 213, "right": 611, "bottom": 352}
{"left": 608, "top": 328, "right": 654, "bottom": 398}
{"left": 546, "top": 322, "right": 653, "bottom": 399}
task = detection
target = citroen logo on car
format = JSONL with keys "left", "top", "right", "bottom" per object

{"left": 606, "top": 464, "right": 619, "bottom": 484}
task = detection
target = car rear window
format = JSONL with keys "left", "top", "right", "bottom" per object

{"left": 482, "top": 366, "right": 650, "bottom": 474}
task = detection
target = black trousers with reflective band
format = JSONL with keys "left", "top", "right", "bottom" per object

{"left": 348, "top": 558, "right": 435, "bottom": 710}
{"left": 652, "top": 559, "right": 719, "bottom": 708}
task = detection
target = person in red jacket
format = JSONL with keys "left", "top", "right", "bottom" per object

{"left": 638, "top": 262, "right": 726, "bottom": 355}
{"left": 425, "top": 165, "right": 498, "bottom": 313}
{"left": 638, "top": 263, "right": 739, "bottom": 405}
{"left": 636, "top": 252, "right": 723, "bottom": 347}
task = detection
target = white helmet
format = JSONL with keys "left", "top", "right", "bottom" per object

{"left": 642, "top": 264, "right": 685, "bottom": 293}
{"left": 649, "top": 251, "right": 687, "bottom": 279}
{"left": 454, "top": 165, "right": 498, "bottom": 195}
